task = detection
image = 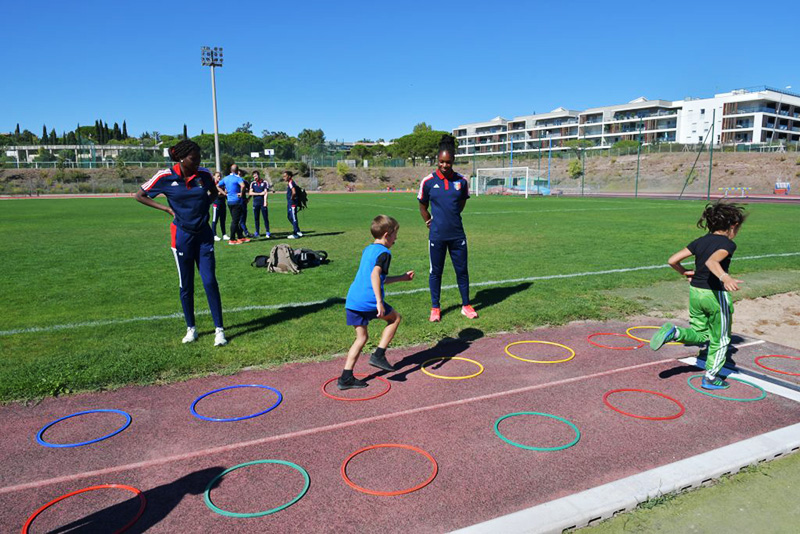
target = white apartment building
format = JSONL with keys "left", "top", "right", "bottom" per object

{"left": 452, "top": 86, "right": 800, "bottom": 157}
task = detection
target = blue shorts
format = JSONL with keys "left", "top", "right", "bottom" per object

{"left": 345, "top": 304, "right": 394, "bottom": 326}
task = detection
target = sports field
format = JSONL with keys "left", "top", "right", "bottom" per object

{"left": 1, "top": 193, "right": 799, "bottom": 402}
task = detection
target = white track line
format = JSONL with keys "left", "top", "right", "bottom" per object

{"left": 2, "top": 252, "right": 798, "bottom": 337}
{"left": 734, "top": 340, "right": 767, "bottom": 349}
{"left": 0, "top": 359, "right": 668, "bottom": 495}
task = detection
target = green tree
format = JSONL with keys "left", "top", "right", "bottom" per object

{"left": 612, "top": 139, "right": 640, "bottom": 151}
{"left": 113, "top": 122, "right": 122, "bottom": 141}
{"left": 413, "top": 122, "right": 432, "bottom": 133}
{"left": 235, "top": 122, "right": 253, "bottom": 134}
{"left": 567, "top": 159, "right": 583, "bottom": 179}
{"left": 391, "top": 129, "right": 450, "bottom": 165}
{"left": 183, "top": 124, "right": 188, "bottom": 139}
{"left": 350, "top": 144, "right": 371, "bottom": 161}
{"left": 35, "top": 147, "right": 57, "bottom": 162}
{"left": 42, "top": 125, "right": 48, "bottom": 144}
{"left": 297, "top": 128, "right": 325, "bottom": 148}
{"left": 49, "top": 129, "right": 58, "bottom": 144}
{"left": 122, "top": 121, "right": 128, "bottom": 139}
{"left": 14, "top": 123, "right": 20, "bottom": 142}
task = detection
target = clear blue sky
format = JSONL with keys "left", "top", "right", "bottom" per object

{"left": 2, "top": 0, "right": 797, "bottom": 141}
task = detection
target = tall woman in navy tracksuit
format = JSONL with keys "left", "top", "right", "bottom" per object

{"left": 418, "top": 135, "right": 477, "bottom": 322}
{"left": 134, "top": 140, "right": 227, "bottom": 346}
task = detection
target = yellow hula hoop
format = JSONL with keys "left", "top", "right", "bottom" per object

{"left": 421, "top": 357, "right": 485, "bottom": 380}
{"left": 504, "top": 341, "right": 576, "bottom": 364}
{"left": 626, "top": 326, "right": 683, "bottom": 346}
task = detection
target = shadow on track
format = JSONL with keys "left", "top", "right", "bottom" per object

{"left": 385, "top": 327, "right": 484, "bottom": 382}
{"left": 47, "top": 467, "right": 224, "bottom": 534}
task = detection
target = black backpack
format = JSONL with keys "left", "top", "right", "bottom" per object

{"left": 251, "top": 255, "right": 270, "bottom": 268}
{"left": 295, "top": 185, "right": 308, "bottom": 210}
{"left": 292, "top": 249, "right": 328, "bottom": 269}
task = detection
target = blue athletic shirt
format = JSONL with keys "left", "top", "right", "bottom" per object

{"left": 417, "top": 170, "right": 469, "bottom": 241}
{"left": 141, "top": 164, "right": 215, "bottom": 234}
{"left": 220, "top": 173, "right": 245, "bottom": 204}
{"left": 286, "top": 179, "right": 297, "bottom": 207}
{"left": 251, "top": 180, "right": 267, "bottom": 206}
{"left": 345, "top": 243, "right": 392, "bottom": 312}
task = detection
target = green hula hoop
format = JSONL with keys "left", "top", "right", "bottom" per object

{"left": 204, "top": 459, "right": 310, "bottom": 518}
{"left": 686, "top": 374, "right": 766, "bottom": 402}
{"left": 494, "top": 412, "right": 581, "bottom": 451}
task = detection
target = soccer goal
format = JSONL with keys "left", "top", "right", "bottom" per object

{"left": 472, "top": 167, "right": 548, "bottom": 198}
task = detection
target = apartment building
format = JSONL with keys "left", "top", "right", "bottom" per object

{"left": 452, "top": 86, "right": 800, "bottom": 157}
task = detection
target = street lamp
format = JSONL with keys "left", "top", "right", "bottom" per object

{"left": 201, "top": 46, "right": 223, "bottom": 172}
{"left": 635, "top": 120, "right": 643, "bottom": 198}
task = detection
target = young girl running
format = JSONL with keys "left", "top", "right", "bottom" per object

{"left": 650, "top": 202, "right": 747, "bottom": 390}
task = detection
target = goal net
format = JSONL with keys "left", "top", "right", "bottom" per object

{"left": 472, "top": 167, "right": 548, "bottom": 197}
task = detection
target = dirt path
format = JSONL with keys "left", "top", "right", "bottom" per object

{"left": 672, "top": 292, "right": 800, "bottom": 350}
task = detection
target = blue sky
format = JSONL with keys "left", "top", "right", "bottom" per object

{"left": 2, "top": 0, "right": 797, "bottom": 141}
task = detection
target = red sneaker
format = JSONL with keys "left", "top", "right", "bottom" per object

{"left": 429, "top": 308, "right": 441, "bottom": 322}
{"left": 461, "top": 305, "right": 478, "bottom": 319}
{"left": 239, "top": 238, "right": 251, "bottom": 243}
{"left": 228, "top": 239, "right": 242, "bottom": 245}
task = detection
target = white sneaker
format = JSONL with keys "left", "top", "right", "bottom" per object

{"left": 287, "top": 234, "right": 297, "bottom": 239}
{"left": 296, "top": 231, "right": 303, "bottom": 237}
{"left": 182, "top": 327, "right": 197, "bottom": 344}
{"left": 222, "top": 235, "right": 230, "bottom": 241}
{"left": 265, "top": 232, "right": 271, "bottom": 239}
{"left": 214, "top": 327, "right": 227, "bottom": 346}
{"left": 214, "top": 235, "right": 221, "bottom": 242}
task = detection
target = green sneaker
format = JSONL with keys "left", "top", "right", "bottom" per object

{"left": 650, "top": 323, "right": 677, "bottom": 351}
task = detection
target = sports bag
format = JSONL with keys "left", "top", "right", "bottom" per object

{"left": 266, "top": 244, "right": 300, "bottom": 274}
{"left": 295, "top": 185, "right": 308, "bottom": 210}
{"left": 251, "top": 255, "right": 270, "bottom": 268}
{"left": 292, "top": 249, "right": 328, "bottom": 269}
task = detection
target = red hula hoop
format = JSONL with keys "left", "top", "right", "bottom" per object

{"left": 341, "top": 443, "right": 438, "bottom": 496}
{"left": 603, "top": 389, "right": 686, "bottom": 421}
{"left": 322, "top": 374, "right": 391, "bottom": 402}
{"left": 22, "top": 484, "right": 146, "bottom": 534}
{"left": 588, "top": 332, "right": 645, "bottom": 350}
{"left": 755, "top": 355, "right": 800, "bottom": 376}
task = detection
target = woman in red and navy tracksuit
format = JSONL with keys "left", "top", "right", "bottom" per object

{"left": 418, "top": 135, "right": 477, "bottom": 322}
{"left": 134, "top": 140, "right": 227, "bottom": 346}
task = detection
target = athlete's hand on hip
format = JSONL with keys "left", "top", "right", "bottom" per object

{"left": 721, "top": 274, "right": 742, "bottom": 292}
{"left": 425, "top": 218, "right": 432, "bottom": 228}
{"left": 683, "top": 270, "right": 694, "bottom": 282}
{"left": 376, "top": 301, "right": 385, "bottom": 317}
{"left": 404, "top": 271, "right": 415, "bottom": 282}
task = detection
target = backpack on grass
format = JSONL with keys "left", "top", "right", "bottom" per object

{"left": 292, "top": 249, "right": 328, "bottom": 269}
{"left": 265, "top": 244, "right": 300, "bottom": 274}
{"left": 251, "top": 255, "right": 270, "bottom": 268}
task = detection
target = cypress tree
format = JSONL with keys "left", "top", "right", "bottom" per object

{"left": 42, "top": 124, "right": 48, "bottom": 144}
{"left": 14, "top": 123, "right": 20, "bottom": 141}
{"left": 113, "top": 122, "right": 121, "bottom": 140}
{"left": 122, "top": 120, "right": 128, "bottom": 140}
{"left": 50, "top": 128, "right": 58, "bottom": 144}
{"left": 104, "top": 122, "right": 110, "bottom": 144}
{"left": 183, "top": 124, "right": 188, "bottom": 140}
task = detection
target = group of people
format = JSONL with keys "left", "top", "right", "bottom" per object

{"left": 136, "top": 136, "right": 746, "bottom": 394}
{"left": 211, "top": 165, "right": 304, "bottom": 244}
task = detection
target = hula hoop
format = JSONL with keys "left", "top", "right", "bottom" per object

{"left": 602, "top": 389, "right": 685, "bottom": 420}
{"left": 190, "top": 384, "right": 283, "bottom": 422}
{"left": 322, "top": 374, "right": 391, "bottom": 402}
{"left": 754, "top": 355, "right": 800, "bottom": 376}
{"left": 421, "top": 357, "right": 484, "bottom": 380}
{"left": 341, "top": 443, "right": 438, "bottom": 496}
{"left": 626, "top": 326, "right": 682, "bottom": 346}
{"left": 588, "top": 332, "right": 645, "bottom": 351}
{"left": 687, "top": 374, "right": 767, "bottom": 402}
{"left": 494, "top": 412, "right": 581, "bottom": 451}
{"left": 22, "top": 484, "right": 146, "bottom": 534}
{"left": 204, "top": 459, "right": 310, "bottom": 518}
{"left": 504, "top": 341, "right": 576, "bottom": 364}
{"left": 36, "top": 409, "right": 132, "bottom": 448}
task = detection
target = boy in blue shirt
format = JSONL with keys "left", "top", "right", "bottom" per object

{"left": 340, "top": 215, "right": 415, "bottom": 390}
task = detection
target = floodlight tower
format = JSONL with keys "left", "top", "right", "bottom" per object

{"left": 201, "top": 46, "right": 223, "bottom": 172}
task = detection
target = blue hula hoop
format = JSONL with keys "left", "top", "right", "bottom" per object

{"left": 191, "top": 384, "right": 283, "bottom": 422}
{"left": 36, "top": 409, "right": 132, "bottom": 448}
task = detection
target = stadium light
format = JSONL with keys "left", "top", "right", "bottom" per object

{"left": 201, "top": 46, "right": 224, "bottom": 172}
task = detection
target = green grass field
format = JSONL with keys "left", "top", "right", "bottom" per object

{"left": 1, "top": 194, "right": 799, "bottom": 402}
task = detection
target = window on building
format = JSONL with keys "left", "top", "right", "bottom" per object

{"left": 701, "top": 109, "right": 705, "bottom": 114}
